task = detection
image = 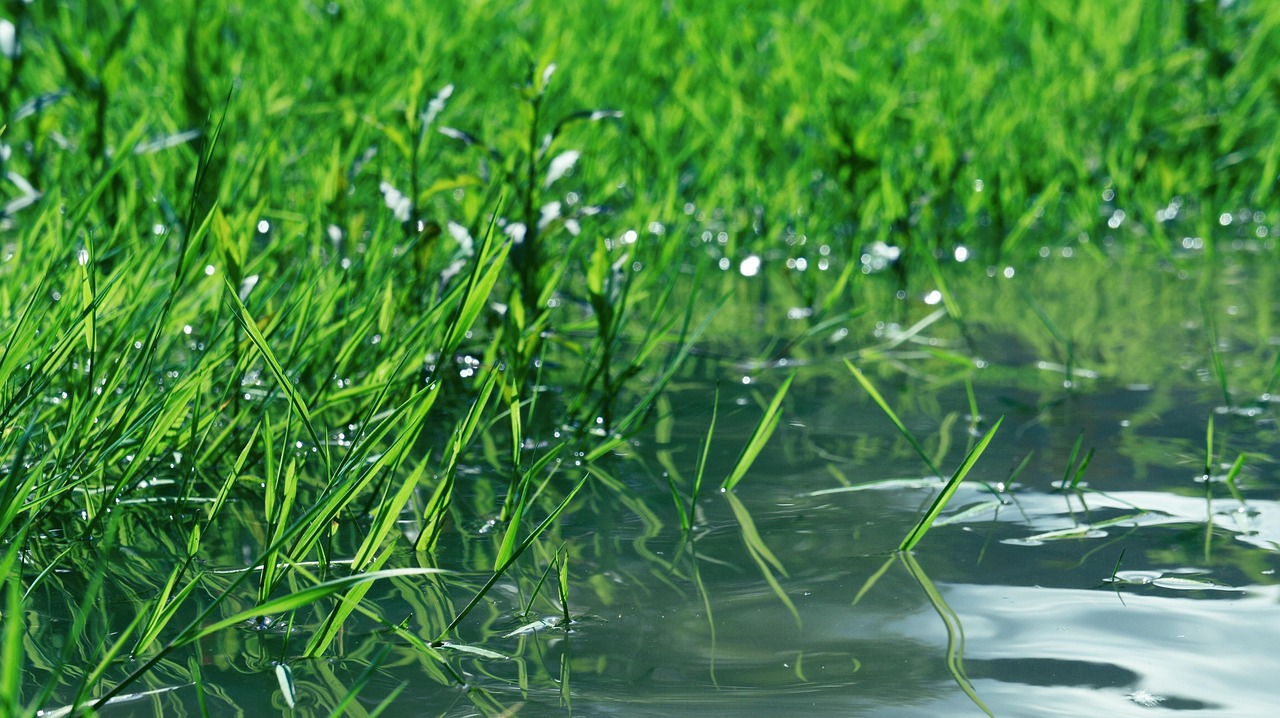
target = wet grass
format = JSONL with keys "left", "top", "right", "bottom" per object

{"left": 1, "top": 1, "right": 1279, "bottom": 715}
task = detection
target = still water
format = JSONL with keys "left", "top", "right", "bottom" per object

{"left": 35, "top": 255, "right": 1280, "bottom": 717}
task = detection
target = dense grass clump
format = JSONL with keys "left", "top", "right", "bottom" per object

{"left": 1, "top": 1, "right": 1278, "bottom": 714}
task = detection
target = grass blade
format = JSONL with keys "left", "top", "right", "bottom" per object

{"left": 223, "top": 274, "right": 329, "bottom": 474}
{"left": 846, "top": 361, "right": 943, "bottom": 479}
{"left": 721, "top": 371, "right": 795, "bottom": 491}
{"left": 899, "top": 416, "right": 1003, "bottom": 552}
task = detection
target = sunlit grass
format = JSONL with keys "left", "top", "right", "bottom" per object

{"left": 1, "top": 0, "right": 1278, "bottom": 714}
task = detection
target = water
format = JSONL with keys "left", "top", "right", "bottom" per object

{"left": 24, "top": 254, "right": 1280, "bottom": 717}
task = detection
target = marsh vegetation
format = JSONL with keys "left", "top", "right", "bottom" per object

{"left": 1, "top": 2, "right": 1278, "bottom": 716}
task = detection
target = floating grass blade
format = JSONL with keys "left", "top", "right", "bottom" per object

{"left": 721, "top": 371, "right": 794, "bottom": 492}
{"left": 899, "top": 417, "right": 1003, "bottom": 552}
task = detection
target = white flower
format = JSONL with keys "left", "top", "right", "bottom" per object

{"left": 544, "top": 150, "right": 580, "bottom": 188}
{"left": 420, "top": 84, "right": 453, "bottom": 130}
{"left": 379, "top": 181, "right": 411, "bottom": 223}
{"left": 0, "top": 20, "right": 17, "bottom": 59}
{"left": 446, "top": 221, "right": 473, "bottom": 256}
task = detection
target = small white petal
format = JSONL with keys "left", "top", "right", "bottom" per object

{"left": 544, "top": 151, "right": 580, "bottom": 188}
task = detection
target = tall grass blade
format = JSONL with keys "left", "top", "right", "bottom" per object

{"left": 223, "top": 274, "right": 329, "bottom": 473}
{"left": 846, "top": 361, "right": 943, "bottom": 479}
{"left": 1, "top": 566, "right": 23, "bottom": 717}
{"left": 721, "top": 371, "right": 794, "bottom": 491}
{"left": 687, "top": 384, "right": 720, "bottom": 529}
{"left": 1224, "top": 453, "right": 1247, "bottom": 504}
{"left": 899, "top": 416, "right": 1003, "bottom": 552}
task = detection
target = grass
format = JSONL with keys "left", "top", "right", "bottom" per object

{"left": 1, "top": 1, "right": 1279, "bottom": 715}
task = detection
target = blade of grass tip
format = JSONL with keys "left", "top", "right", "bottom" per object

{"left": 1204, "top": 414, "right": 1214, "bottom": 478}
{"left": 900, "top": 552, "right": 994, "bottom": 717}
{"left": 1224, "top": 453, "right": 1247, "bottom": 504}
{"left": 1069, "top": 447, "right": 1096, "bottom": 490}
{"left": 1006, "top": 451, "right": 1034, "bottom": 488}
{"left": 899, "top": 416, "right": 1003, "bottom": 553}
{"left": 1059, "top": 430, "right": 1083, "bottom": 490}
{"left": 557, "top": 548, "right": 571, "bottom": 624}
{"left": 845, "top": 360, "right": 943, "bottom": 479}
{"left": 1109, "top": 548, "right": 1126, "bottom": 587}
{"left": 689, "top": 384, "right": 720, "bottom": 528}
{"left": 721, "top": 372, "right": 794, "bottom": 492}
{"left": 1105, "top": 547, "right": 1126, "bottom": 604}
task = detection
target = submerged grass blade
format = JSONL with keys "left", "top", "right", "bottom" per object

{"left": 899, "top": 416, "right": 1003, "bottom": 552}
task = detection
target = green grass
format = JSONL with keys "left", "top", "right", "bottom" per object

{"left": 1, "top": 1, "right": 1279, "bottom": 714}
